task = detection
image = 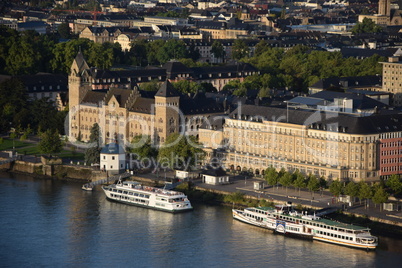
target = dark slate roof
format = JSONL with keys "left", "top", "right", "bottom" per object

{"left": 180, "top": 93, "right": 224, "bottom": 115}
{"left": 229, "top": 105, "right": 402, "bottom": 135}
{"left": 81, "top": 90, "right": 106, "bottom": 104}
{"left": 340, "top": 48, "right": 398, "bottom": 58}
{"left": 310, "top": 91, "right": 387, "bottom": 110}
{"left": 201, "top": 167, "right": 227, "bottom": 177}
{"left": 74, "top": 51, "right": 88, "bottom": 73}
{"left": 310, "top": 75, "right": 382, "bottom": 90}
{"left": 200, "top": 115, "right": 226, "bottom": 131}
{"left": 155, "top": 80, "right": 180, "bottom": 97}
{"left": 17, "top": 20, "right": 47, "bottom": 28}
{"left": 104, "top": 88, "right": 134, "bottom": 107}
{"left": 16, "top": 73, "right": 68, "bottom": 93}
{"left": 100, "top": 143, "right": 125, "bottom": 154}
{"left": 130, "top": 96, "right": 155, "bottom": 114}
{"left": 163, "top": 61, "right": 193, "bottom": 79}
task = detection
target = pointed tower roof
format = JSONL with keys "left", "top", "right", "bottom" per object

{"left": 71, "top": 49, "right": 89, "bottom": 75}
{"left": 155, "top": 80, "right": 180, "bottom": 98}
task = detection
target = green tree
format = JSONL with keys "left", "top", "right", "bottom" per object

{"left": 232, "top": 39, "right": 249, "bottom": 60}
{"left": 211, "top": 40, "right": 225, "bottom": 63}
{"left": 51, "top": 38, "right": 92, "bottom": 73}
{"left": 146, "top": 39, "right": 165, "bottom": 65}
{"left": 88, "top": 42, "right": 114, "bottom": 69}
{"left": 224, "top": 191, "right": 245, "bottom": 204}
{"left": 0, "top": 78, "right": 27, "bottom": 132}
{"left": 156, "top": 39, "right": 187, "bottom": 64}
{"left": 172, "top": 80, "right": 202, "bottom": 94}
{"left": 329, "top": 179, "right": 343, "bottom": 198}
{"left": 58, "top": 22, "right": 72, "bottom": 39}
{"left": 344, "top": 181, "right": 360, "bottom": 198}
{"left": 372, "top": 186, "right": 389, "bottom": 211}
{"left": 222, "top": 79, "right": 241, "bottom": 91}
{"left": 130, "top": 39, "right": 148, "bottom": 66}
{"left": 319, "top": 176, "right": 327, "bottom": 196}
{"left": 127, "top": 135, "right": 157, "bottom": 160}
{"left": 140, "top": 80, "right": 160, "bottom": 91}
{"left": 386, "top": 174, "right": 402, "bottom": 194}
{"left": 264, "top": 166, "right": 278, "bottom": 189}
{"left": 293, "top": 171, "right": 306, "bottom": 195}
{"left": 187, "top": 42, "right": 200, "bottom": 61}
{"left": 351, "top": 18, "right": 383, "bottom": 35}
{"left": 5, "top": 32, "right": 43, "bottom": 75}
{"left": 30, "top": 98, "right": 59, "bottom": 133}
{"left": 84, "top": 123, "right": 101, "bottom": 165}
{"left": 307, "top": 174, "right": 320, "bottom": 197}
{"left": 39, "top": 129, "right": 63, "bottom": 156}
{"left": 279, "top": 171, "right": 293, "bottom": 193}
{"left": 157, "top": 133, "right": 205, "bottom": 170}
{"left": 232, "top": 87, "right": 247, "bottom": 96}
{"left": 359, "top": 182, "right": 373, "bottom": 209}
{"left": 254, "top": 40, "right": 269, "bottom": 56}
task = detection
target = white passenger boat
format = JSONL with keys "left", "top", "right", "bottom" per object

{"left": 101, "top": 180, "right": 193, "bottom": 213}
{"left": 233, "top": 203, "right": 378, "bottom": 250}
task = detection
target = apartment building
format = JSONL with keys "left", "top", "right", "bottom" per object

{"left": 199, "top": 97, "right": 402, "bottom": 182}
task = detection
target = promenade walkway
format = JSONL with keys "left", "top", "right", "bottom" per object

{"left": 192, "top": 175, "right": 402, "bottom": 226}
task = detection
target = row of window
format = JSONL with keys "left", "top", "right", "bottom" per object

{"left": 110, "top": 188, "right": 150, "bottom": 199}
{"left": 110, "top": 194, "right": 148, "bottom": 204}
{"left": 316, "top": 230, "right": 353, "bottom": 241}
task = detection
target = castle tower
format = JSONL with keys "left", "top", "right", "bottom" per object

{"left": 154, "top": 81, "right": 181, "bottom": 145}
{"left": 68, "top": 49, "right": 90, "bottom": 141}
{"left": 379, "top": 0, "right": 391, "bottom": 16}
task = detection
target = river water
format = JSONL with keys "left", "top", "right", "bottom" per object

{"left": 0, "top": 172, "right": 401, "bottom": 268}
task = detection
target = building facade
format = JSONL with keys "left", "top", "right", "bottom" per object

{"left": 382, "top": 56, "right": 402, "bottom": 106}
{"left": 68, "top": 51, "right": 225, "bottom": 145}
{"left": 199, "top": 104, "right": 402, "bottom": 182}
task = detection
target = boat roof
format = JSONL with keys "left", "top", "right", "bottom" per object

{"left": 254, "top": 207, "right": 369, "bottom": 231}
{"left": 313, "top": 218, "right": 369, "bottom": 231}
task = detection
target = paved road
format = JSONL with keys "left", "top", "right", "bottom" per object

{"left": 126, "top": 169, "right": 402, "bottom": 225}
{"left": 191, "top": 175, "right": 402, "bottom": 225}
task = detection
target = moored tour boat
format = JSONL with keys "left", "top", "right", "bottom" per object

{"left": 101, "top": 179, "right": 193, "bottom": 213}
{"left": 233, "top": 203, "right": 378, "bottom": 250}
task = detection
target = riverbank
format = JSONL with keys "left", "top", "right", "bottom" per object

{"left": 2, "top": 159, "right": 402, "bottom": 236}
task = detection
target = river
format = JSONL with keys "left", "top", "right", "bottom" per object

{"left": 0, "top": 172, "right": 401, "bottom": 268}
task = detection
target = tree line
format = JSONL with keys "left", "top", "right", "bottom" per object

{"left": 238, "top": 43, "right": 385, "bottom": 94}
{"left": 264, "top": 166, "right": 399, "bottom": 210}
{"left": 0, "top": 78, "right": 67, "bottom": 135}
{"left": 0, "top": 26, "right": 384, "bottom": 86}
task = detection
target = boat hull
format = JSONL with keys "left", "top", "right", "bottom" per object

{"left": 313, "top": 236, "right": 377, "bottom": 250}
{"left": 104, "top": 195, "right": 193, "bottom": 213}
{"left": 101, "top": 183, "right": 193, "bottom": 213}
{"left": 232, "top": 208, "right": 377, "bottom": 250}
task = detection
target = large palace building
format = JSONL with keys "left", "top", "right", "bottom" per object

{"left": 68, "top": 51, "right": 229, "bottom": 145}
{"left": 200, "top": 94, "right": 402, "bottom": 182}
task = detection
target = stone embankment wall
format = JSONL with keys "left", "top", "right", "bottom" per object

{"left": 0, "top": 159, "right": 97, "bottom": 182}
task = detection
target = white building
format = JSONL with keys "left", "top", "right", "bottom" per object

{"left": 201, "top": 167, "right": 229, "bottom": 185}
{"left": 100, "top": 143, "right": 126, "bottom": 174}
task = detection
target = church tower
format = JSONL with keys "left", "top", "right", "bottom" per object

{"left": 154, "top": 81, "right": 180, "bottom": 145}
{"left": 379, "top": 0, "right": 391, "bottom": 16}
{"left": 68, "top": 49, "right": 90, "bottom": 141}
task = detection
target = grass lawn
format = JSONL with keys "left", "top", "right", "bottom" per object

{"left": 58, "top": 150, "right": 85, "bottom": 160}
{"left": 0, "top": 139, "right": 32, "bottom": 151}
{"left": 0, "top": 138, "right": 85, "bottom": 161}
